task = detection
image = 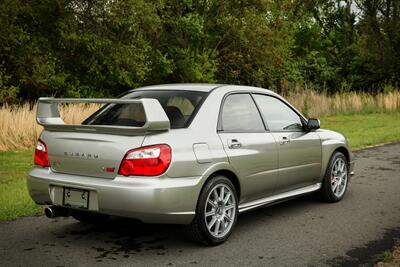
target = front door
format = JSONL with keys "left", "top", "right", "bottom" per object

{"left": 252, "top": 94, "right": 322, "bottom": 193}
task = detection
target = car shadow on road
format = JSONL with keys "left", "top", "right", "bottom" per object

{"left": 47, "top": 194, "right": 320, "bottom": 262}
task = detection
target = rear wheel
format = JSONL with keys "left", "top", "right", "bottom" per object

{"left": 185, "top": 176, "right": 238, "bottom": 245}
{"left": 319, "top": 151, "right": 349, "bottom": 202}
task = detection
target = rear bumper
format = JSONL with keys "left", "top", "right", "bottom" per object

{"left": 27, "top": 168, "right": 203, "bottom": 224}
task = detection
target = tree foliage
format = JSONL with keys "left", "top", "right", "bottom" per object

{"left": 0, "top": 0, "right": 399, "bottom": 103}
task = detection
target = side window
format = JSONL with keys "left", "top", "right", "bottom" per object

{"left": 253, "top": 94, "right": 303, "bottom": 131}
{"left": 221, "top": 94, "right": 265, "bottom": 131}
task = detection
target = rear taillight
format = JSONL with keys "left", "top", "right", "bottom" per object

{"left": 34, "top": 140, "right": 50, "bottom": 167}
{"left": 118, "top": 144, "right": 171, "bottom": 176}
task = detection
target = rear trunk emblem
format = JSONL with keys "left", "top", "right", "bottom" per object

{"left": 64, "top": 152, "right": 99, "bottom": 159}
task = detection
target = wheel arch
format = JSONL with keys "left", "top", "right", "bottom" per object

{"left": 199, "top": 168, "right": 241, "bottom": 202}
{"left": 334, "top": 146, "right": 350, "bottom": 164}
{"left": 320, "top": 140, "right": 351, "bottom": 180}
{"left": 208, "top": 170, "right": 241, "bottom": 200}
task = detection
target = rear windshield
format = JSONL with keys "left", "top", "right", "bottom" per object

{"left": 82, "top": 90, "right": 207, "bottom": 129}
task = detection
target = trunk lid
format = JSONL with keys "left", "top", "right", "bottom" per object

{"left": 42, "top": 131, "right": 145, "bottom": 179}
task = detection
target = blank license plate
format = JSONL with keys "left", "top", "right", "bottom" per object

{"left": 63, "top": 187, "right": 89, "bottom": 209}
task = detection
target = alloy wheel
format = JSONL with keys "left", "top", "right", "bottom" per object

{"left": 204, "top": 184, "right": 236, "bottom": 238}
{"left": 331, "top": 157, "right": 348, "bottom": 198}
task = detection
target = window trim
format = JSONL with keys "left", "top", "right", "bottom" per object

{"left": 217, "top": 91, "right": 268, "bottom": 133}
{"left": 251, "top": 93, "right": 307, "bottom": 133}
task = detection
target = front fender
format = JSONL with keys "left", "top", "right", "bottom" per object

{"left": 318, "top": 129, "right": 354, "bottom": 180}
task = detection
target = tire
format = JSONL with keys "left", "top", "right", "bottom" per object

{"left": 185, "top": 176, "right": 238, "bottom": 245}
{"left": 72, "top": 210, "right": 109, "bottom": 224}
{"left": 319, "top": 151, "right": 349, "bottom": 203}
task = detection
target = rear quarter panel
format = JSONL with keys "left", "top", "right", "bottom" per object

{"left": 142, "top": 129, "right": 229, "bottom": 178}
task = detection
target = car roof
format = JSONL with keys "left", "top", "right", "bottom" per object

{"left": 132, "top": 83, "right": 276, "bottom": 95}
{"left": 134, "top": 83, "right": 221, "bottom": 92}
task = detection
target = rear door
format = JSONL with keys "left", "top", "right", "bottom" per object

{"left": 252, "top": 94, "right": 322, "bottom": 193}
{"left": 217, "top": 93, "right": 278, "bottom": 203}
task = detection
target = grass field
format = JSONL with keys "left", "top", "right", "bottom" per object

{"left": 321, "top": 112, "right": 400, "bottom": 149}
{"left": 0, "top": 111, "right": 399, "bottom": 221}
{"left": 0, "top": 150, "right": 41, "bottom": 221}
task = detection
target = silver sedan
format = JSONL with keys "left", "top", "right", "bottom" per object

{"left": 28, "top": 84, "right": 354, "bottom": 245}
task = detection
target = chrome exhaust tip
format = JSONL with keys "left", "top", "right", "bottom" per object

{"left": 44, "top": 206, "right": 70, "bottom": 218}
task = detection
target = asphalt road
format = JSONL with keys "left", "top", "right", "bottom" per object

{"left": 1, "top": 143, "right": 400, "bottom": 267}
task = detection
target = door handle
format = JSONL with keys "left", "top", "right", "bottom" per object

{"left": 279, "top": 136, "right": 290, "bottom": 145}
{"left": 228, "top": 139, "right": 242, "bottom": 149}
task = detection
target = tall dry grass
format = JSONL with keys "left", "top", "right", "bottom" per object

{"left": 0, "top": 91, "right": 399, "bottom": 151}
{"left": 285, "top": 91, "right": 400, "bottom": 118}
{"left": 0, "top": 104, "right": 101, "bottom": 151}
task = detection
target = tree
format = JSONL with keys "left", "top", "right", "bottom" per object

{"left": 0, "top": 0, "right": 399, "bottom": 103}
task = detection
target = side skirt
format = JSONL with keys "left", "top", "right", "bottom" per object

{"left": 238, "top": 183, "right": 322, "bottom": 213}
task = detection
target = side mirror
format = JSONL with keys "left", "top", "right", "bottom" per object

{"left": 306, "top": 118, "right": 320, "bottom": 131}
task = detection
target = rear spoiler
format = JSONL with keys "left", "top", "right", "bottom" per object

{"left": 36, "top": 97, "right": 170, "bottom": 135}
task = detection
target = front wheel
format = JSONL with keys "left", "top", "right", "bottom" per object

{"left": 319, "top": 151, "right": 349, "bottom": 202}
{"left": 185, "top": 176, "right": 238, "bottom": 245}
